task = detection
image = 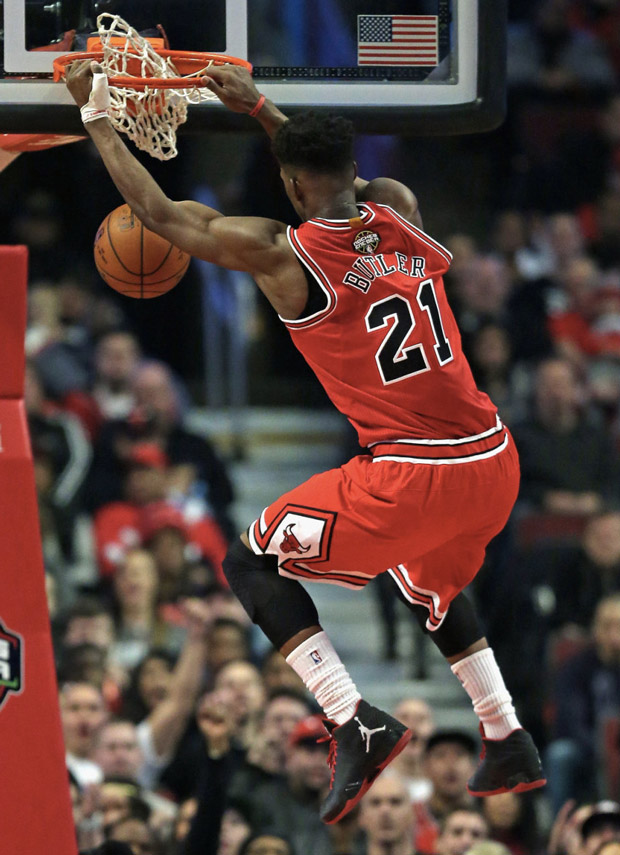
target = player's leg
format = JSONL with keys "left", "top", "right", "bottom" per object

{"left": 222, "top": 533, "right": 412, "bottom": 824}
{"left": 390, "top": 578, "right": 546, "bottom": 795}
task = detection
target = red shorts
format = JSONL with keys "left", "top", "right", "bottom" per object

{"left": 248, "top": 427, "right": 520, "bottom": 630}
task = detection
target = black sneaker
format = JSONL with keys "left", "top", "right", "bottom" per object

{"left": 319, "top": 699, "right": 412, "bottom": 825}
{"left": 467, "top": 728, "right": 547, "bottom": 796}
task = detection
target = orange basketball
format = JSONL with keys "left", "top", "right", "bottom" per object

{"left": 93, "top": 204, "right": 190, "bottom": 299}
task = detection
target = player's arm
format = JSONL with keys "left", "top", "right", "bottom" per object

{"left": 65, "top": 61, "right": 287, "bottom": 275}
{"left": 204, "top": 65, "right": 424, "bottom": 228}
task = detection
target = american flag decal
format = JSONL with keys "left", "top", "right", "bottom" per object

{"left": 357, "top": 15, "right": 439, "bottom": 66}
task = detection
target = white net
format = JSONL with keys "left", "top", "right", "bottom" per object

{"left": 93, "top": 14, "right": 219, "bottom": 160}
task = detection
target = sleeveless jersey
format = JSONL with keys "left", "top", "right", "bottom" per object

{"left": 283, "top": 202, "right": 499, "bottom": 450}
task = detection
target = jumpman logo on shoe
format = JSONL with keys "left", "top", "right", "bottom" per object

{"left": 354, "top": 717, "right": 387, "bottom": 752}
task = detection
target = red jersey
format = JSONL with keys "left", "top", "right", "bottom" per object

{"left": 284, "top": 202, "right": 498, "bottom": 448}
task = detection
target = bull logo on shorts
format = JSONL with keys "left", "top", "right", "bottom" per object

{"left": 0, "top": 619, "right": 23, "bottom": 712}
{"left": 280, "top": 523, "right": 311, "bottom": 554}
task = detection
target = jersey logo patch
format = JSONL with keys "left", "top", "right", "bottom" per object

{"left": 280, "top": 523, "right": 311, "bottom": 554}
{"left": 353, "top": 229, "right": 381, "bottom": 254}
{"left": 254, "top": 504, "right": 337, "bottom": 570}
{"left": 0, "top": 619, "right": 23, "bottom": 712}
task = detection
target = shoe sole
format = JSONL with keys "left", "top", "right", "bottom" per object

{"left": 322, "top": 727, "right": 413, "bottom": 825}
{"left": 468, "top": 776, "right": 547, "bottom": 797}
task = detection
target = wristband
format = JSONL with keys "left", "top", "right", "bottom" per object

{"left": 249, "top": 94, "right": 266, "bottom": 118}
{"left": 81, "top": 106, "right": 109, "bottom": 124}
{"left": 81, "top": 71, "right": 111, "bottom": 125}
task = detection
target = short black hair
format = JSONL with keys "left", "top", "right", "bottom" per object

{"left": 272, "top": 112, "right": 355, "bottom": 173}
{"left": 239, "top": 831, "right": 295, "bottom": 855}
{"left": 425, "top": 729, "right": 479, "bottom": 756}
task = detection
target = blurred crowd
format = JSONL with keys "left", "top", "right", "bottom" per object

{"left": 4, "top": 0, "right": 620, "bottom": 853}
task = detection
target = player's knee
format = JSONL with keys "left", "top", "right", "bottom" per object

{"left": 222, "top": 536, "right": 319, "bottom": 649}
{"left": 222, "top": 537, "right": 279, "bottom": 623}
{"left": 430, "top": 592, "right": 483, "bottom": 658}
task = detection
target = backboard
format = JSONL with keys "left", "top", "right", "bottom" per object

{"left": 0, "top": 0, "right": 506, "bottom": 134}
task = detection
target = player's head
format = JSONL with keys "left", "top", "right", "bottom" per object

{"left": 273, "top": 112, "right": 356, "bottom": 218}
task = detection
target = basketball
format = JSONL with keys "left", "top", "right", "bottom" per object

{"left": 93, "top": 204, "right": 191, "bottom": 299}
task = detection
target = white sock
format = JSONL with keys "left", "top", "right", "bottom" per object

{"left": 451, "top": 648, "right": 521, "bottom": 739}
{"left": 286, "top": 630, "right": 361, "bottom": 725}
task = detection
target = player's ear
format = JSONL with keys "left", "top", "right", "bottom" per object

{"left": 352, "top": 161, "right": 359, "bottom": 180}
{"left": 290, "top": 175, "right": 303, "bottom": 203}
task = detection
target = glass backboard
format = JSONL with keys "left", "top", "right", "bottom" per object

{"left": 0, "top": 0, "right": 506, "bottom": 134}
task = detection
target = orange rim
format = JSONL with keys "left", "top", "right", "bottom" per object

{"left": 53, "top": 49, "right": 252, "bottom": 88}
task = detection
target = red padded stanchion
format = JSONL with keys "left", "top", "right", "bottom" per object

{"left": 0, "top": 247, "right": 78, "bottom": 854}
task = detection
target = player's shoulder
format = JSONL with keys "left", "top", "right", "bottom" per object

{"left": 358, "top": 178, "right": 421, "bottom": 227}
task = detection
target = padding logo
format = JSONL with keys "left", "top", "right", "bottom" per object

{"left": 353, "top": 229, "right": 381, "bottom": 254}
{"left": 0, "top": 619, "right": 22, "bottom": 711}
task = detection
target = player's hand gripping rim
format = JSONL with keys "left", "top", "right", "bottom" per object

{"left": 201, "top": 64, "right": 264, "bottom": 116}
{"left": 65, "top": 59, "right": 110, "bottom": 123}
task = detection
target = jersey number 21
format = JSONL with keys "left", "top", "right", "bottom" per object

{"left": 365, "top": 279, "right": 453, "bottom": 385}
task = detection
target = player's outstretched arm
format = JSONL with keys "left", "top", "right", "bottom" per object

{"left": 203, "top": 66, "right": 424, "bottom": 227}
{"left": 202, "top": 65, "right": 288, "bottom": 139}
{"left": 65, "top": 60, "right": 287, "bottom": 275}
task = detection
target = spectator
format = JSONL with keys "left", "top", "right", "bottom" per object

{"left": 58, "top": 642, "right": 109, "bottom": 691}
{"left": 468, "top": 844, "right": 512, "bottom": 855}
{"left": 547, "top": 800, "right": 620, "bottom": 855}
{"left": 233, "top": 687, "right": 316, "bottom": 787}
{"left": 390, "top": 697, "right": 435, "bottom": 804}
{"left": 98, "top": 778, "right": 151, "bottom": 828}
{"left": 93, "top": 443, "right": 170, "bottom": 579}
{"left": 216, "top": 805, "right": 253, "bottom": 855}
{"left": 25, "top": 278, "right": 90, "bottom": 393}
{"left": 415, "top": 731, "right": 479, "bottom": 853}
{"left": 358, "top": 771, "right": 416, "bottom": 855}
{"left": 205, "top": 618, "right": 252, "bottom": 676}
{"left": 545, "top": 594, "right": 620, "bottom": 812}
{"left": 511, "top": 357, "right": 620, "bottom": 514}
{"left": 467, "top": 323, "right": 529, "bottom": 425}
{"left": 450, "top": 254, "right": 514, "bottom": 359}
{"left": 422, "top": 731, "right": 478, "bottom": 822}
{"left": 434, "top": 809, "right": 490, "bottom": 855}
{"left": 260, "top": 648, "right": 307, "bottom": 695}
{"left": 546, "top": 256, "right": 603, "bottom": 367}
{"left": 238, "top": 835, "right": 295, "bottom": 855}
{"left": 140, "top": 500, "right": 227, "bottom": 602}
{"left": 241, "top": 714, "right": 332, "bottom": 854}
{"left": 60, "top": 681, "right": 108, "bottom": 787}
{"left": 92, "top": 330, "right": 141, "bottom": 422}
{"left": 87, "top": 360, "right": 235, "bottom": 538}
{"left": 105, "top": 816, "right": 159, "bottom": 855}
{"left": 507, "top": 214, "right": 587, "bottom": 362}
{"left": 211, "top": 659, "right": 265, "bottom": 737}
{"left": 93, "top": 443, "right": 227, "bottom": 586}
{"left": 183, "top": 690, "right": 252, "bottom": 855}
{"left": 26, "top": 359, "right": 92, "bottom": 561}
{"left": 507, "top": 0, "right": 616, "bottom": 92}
{"left": 119, "top": 600, "right": 213, "bottom": 793}
{"left": 580, "top": 805, "right": 620, "bottom": 855}
{"left": 60, "top": 598, "right": 124, "bottom": 708}
{"left": 480, "top": 792, "right": 542, "bottom": 855}
{"left": 93, "top": 718, "right": 178, "bottom": 828}
{"left": 110, "top": 548, "right": 185, "bottom": 671}
{"left": 539, "top": 509, "right": 620, "bottom": 634}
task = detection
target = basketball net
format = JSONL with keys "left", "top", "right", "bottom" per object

{"left": 93, "top": 14, "right": 219, "bottom": 161}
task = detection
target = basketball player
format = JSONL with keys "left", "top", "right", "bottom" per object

{"left": 65, "top": 61, "right": 545, "bottom": 824}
